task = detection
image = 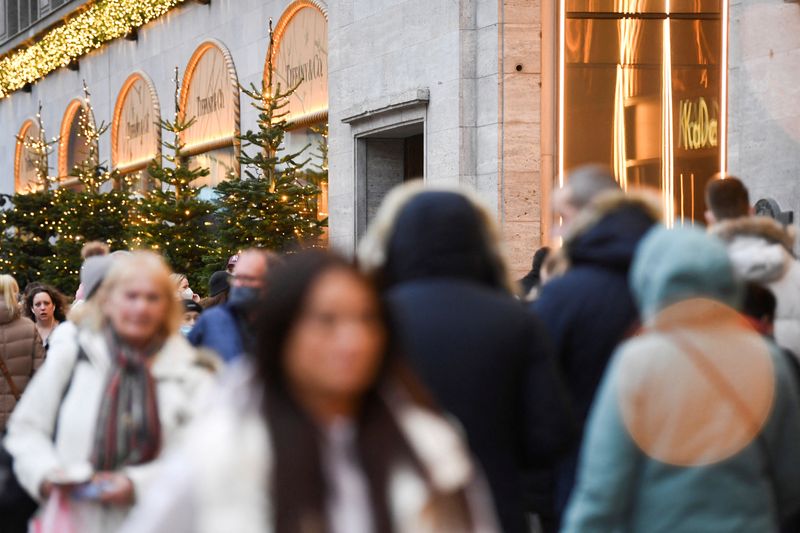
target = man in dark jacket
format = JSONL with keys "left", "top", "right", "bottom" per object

{"left": 531, "top": 170, "right": 660, "bottom": 528}
{"left": 188, "top": 249, "right": 278, "bottom": 362}
{"left": 363, "top": 188, "right": 572, "bottom": 533}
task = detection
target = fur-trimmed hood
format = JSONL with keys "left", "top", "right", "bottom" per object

{"left": 709, "top": 216, "right": 795, "bottom": 252}
{"left": 558, "top": 190, "right": 662, "bottom": 273}
{"left": 709, "top": 216, "right": 797, "bottom": 284}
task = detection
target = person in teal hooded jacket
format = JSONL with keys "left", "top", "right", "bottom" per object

{"left": 562, "top": 226, "right": 800, "bottom": 533}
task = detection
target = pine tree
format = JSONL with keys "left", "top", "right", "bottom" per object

{"left": 41, "top": 81, "right": 132, "bottom": 294}
{"left": 210, "top": 22, "right": 324, "bottom": 263}
{"left": 0, "top": 104, "right": 60, "bottom": 289}
{"left": 139, "top": 67, "right": 216, "bottom": 289}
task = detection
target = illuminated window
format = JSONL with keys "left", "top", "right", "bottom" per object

{"left": 558, "top": 0, "right": 728, "bottom": 225}
{"left": 58, "top": 99, "right": 96, "bottom": 190}
{"left": 112, "top": 72, "right": 161, "bottom": 192}
{"left": 180, "top": 40, "right": 240, "bottom": 187}
{"left": 14, "top": 119, "right": 45, "bottom": 193}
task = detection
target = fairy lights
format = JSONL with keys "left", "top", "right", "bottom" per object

{"left": 0, "top": 0, "right": 186, "bottom": 98}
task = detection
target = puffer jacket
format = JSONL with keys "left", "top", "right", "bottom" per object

{"left": 0, "top": 303, "right": 44, "bottom": 431}
{"left": 709, "top": 216, "right": 800, "bottom": 356}
{"left": 4, "top": 321, "right": 217, "bottom": 533}
{"left": 563, "top": 227, "right": 800, "bottom": 533}
{"left": 530, "top": 191, "right": 661, "bottom": 526}
{"left": 118, "top": 363, "right": 500, "bottom": 533}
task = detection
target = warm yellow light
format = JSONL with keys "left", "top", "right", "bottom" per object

{"left": 720, "top": 0, "right": 729, "bottom": 176}
{"left": 557, "top": 0, "right": 566, "bottom": 190}
{"left": 0, "top": 0, "right": 186, "bottom": 98}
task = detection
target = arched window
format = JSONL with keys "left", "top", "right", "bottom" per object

{"left": 179, "top": 39, "right": 240, "bottom": 187}
{"left": 58, "top": 98, "right": 97, "bottom": 189}
{"left": 14, "top": 119, "right": 46, "bottom": 193}
{"left": 112, "top": 71, "right": 161, "bottom": 191}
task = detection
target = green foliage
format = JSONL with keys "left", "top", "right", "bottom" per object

{"left": 210, "top": 30, "right": 324, "bottom": 264}
{"left": 0, "top": 191, "right": 58, "bottom": 289}
{"left": 138, "top": 68, "right": 217, "bottom": 290}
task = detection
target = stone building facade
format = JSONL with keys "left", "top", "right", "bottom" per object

{"left": 0, "top": 0, "right": 797, "bottom": 276}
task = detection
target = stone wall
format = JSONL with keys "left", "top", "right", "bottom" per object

{"left": 728, "top": 0, "right": 800, "bottom": 237}
{"left": 0, "top": 0, "right": 310, "bottom": 195}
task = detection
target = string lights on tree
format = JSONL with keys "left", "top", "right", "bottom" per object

{"left": 212, "top": 20, "right": 325, "bottom": 263}
{"left": 139, "top": 67, "right": 216, "bottom": 290}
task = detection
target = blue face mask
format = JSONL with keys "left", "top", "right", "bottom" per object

{"left": 179, "top": 324, "right": 193, "bottom": 337}
{"left": 228, "top": 285, "right": 261, "bottom": 310}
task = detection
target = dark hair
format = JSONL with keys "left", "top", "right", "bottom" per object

{"left": 254, "top": 251, "right": 449, "bottom": 533}
{"left": 742, "top": 282, "right": 776, "bottom": 324}
{"left": 706, "top": 176, "right": 750, "bottom": 221}
{"left": 24, "top": 284, "right": 68, "bottom": 323}
{"left": 182, "top": 299, "right": 203, "bottom": 314}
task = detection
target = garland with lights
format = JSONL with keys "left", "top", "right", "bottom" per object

{"left": 0, "top": 0, "right": 186, "bottom": 98}
{"left": 211, "top": 24, "right": 325, "bottom": 264}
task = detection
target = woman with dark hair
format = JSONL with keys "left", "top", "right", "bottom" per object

{"left": 121, "top": 251, "right": 498, "bottom": 533}
{"left": 23, "top": 285, "right": 67, "bottom": 350}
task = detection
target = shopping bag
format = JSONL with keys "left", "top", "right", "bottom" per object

{"left": 29, "top": 488, "right": 76, "bottom": 533}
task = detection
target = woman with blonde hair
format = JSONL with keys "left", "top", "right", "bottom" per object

{"left": 358, "top": 182, "right": 571, "bottom": 533}
{"left": 4, "top": 252, "right": 217, "bottom": 533}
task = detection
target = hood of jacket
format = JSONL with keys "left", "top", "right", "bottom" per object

{"left": 0, "top": 303, "right": 15, "bottom": 325}
{"left": 630, "top": 226, "right": 741, "bottom": 322}
{"left": 564, "top": 191, "right": 661, "bottom": 273}
{"left": 709, "top": 216, "right": 796, "bottom": 284}
{"left": 384, "top": 191, "right": 501, "bottom": 288}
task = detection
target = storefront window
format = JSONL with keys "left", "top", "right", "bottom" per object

{"left": 58, "top": 99, "right": 96, "bottom": 190}
{"left": 559, "top": 0, "right": 726, "bottom": 225}
{"left": 112, "top": 72, "right": 161, "bottom": 192}
{"left": 14, "top": 119, "right": 45, "bottom": 193}
{"left": 180, "top": 40, "right": 240, "bottom": 187}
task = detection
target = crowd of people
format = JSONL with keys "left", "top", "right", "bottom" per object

{"left": 0, "top": 167, "right": 799, "bottom": 533}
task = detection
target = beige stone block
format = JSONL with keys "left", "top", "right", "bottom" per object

{"left": 503, "top": 0, "right": 540, "bottom": 26}
{"left": 501, "top": 220, "right": 543, "bottom": 278}
{"left": 502, "top": 23, "right": 541, "bottom": 74}
{"left": 502, "top": 123, "right": 541, "bottom": 173}
{"left": 502, "top": 171, "right": 540, "bottom": 222}
{"left": 503, "top": 72, "right": 541, "bottom": 124}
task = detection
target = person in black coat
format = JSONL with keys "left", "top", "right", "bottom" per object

{"left": 530, "top": 189, "right": 661, "bottom": 528}
{"left": 359, "top": 184, "right": 573, "bottom": 533}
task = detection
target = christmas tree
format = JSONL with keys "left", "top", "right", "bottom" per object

{"left": 0, "top": 104, "right": 60, "bottom": 289}
{"left": 42, "top": 81, "right": 132, "bottom": 294}
{"left": 210, "top": 22, "right": 324, "bottom": 263}
{"left": 139, "top": 67, "right": 216, "bottom": 289}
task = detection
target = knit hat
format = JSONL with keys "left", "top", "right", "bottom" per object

{"left": 81, "top": 255, "right": 114, "bottom": 300}
{"left": 183, "top": 299, "right": 203, "bottom": 314}
{"left": 208, "top": 270, "right": 231, "bottom": 297}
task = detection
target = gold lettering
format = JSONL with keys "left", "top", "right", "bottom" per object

{"left": 678, "top": 97, "right": 719, "bottom": 151}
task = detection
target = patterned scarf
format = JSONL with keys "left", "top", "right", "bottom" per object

{"left": 91, "top": 329, "right": 162, "bottom": 471}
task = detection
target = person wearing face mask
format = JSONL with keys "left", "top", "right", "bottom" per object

{"left": 170, "top": 274, "right": 199, "bottom": 304}
{"left": 180, "top": 300, "right": 203, "bottom": 337}
{"left": 188, "top": 249, "right": 282, "bottom": 363}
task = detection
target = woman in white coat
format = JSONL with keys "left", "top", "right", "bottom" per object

{"left": 4, "top": 252, "right": 217, "bottom": 533}
{"left": 122, "top": 251, "right": 499, "bottom": 533}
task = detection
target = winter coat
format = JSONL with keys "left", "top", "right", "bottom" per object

{"left": 563, "top": 227, "right": 800, "bottom": 533}
{"left": 187, "top": 303, "right": 245, "bottom": 363}
{"left": 0, "top": 304, "right": 44, "bottom": 431}
{"left": 4, "top": 321, "right": 216, "bottom": 533}
{"left": 119, "top": 363, "right": 500, "bottom": 533}
{"left": 382, "top": 191, "right": 572, "bottom": 533}
{"left": 709, "top": 216, "right": 800, "bottom": 356}
{"left": 529, "top": 192, "right": 660, "bottom": 521}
